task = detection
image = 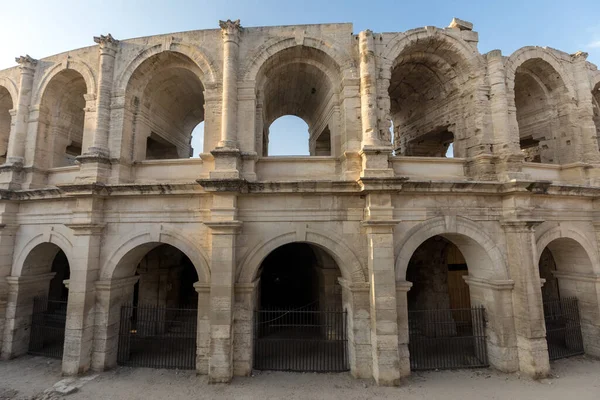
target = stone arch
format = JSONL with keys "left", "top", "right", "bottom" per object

{"left": 505, "top": 47, "right": 576, "bottom": 98}
{"left": 0, "top": 82, "right": 15, "bottom": 163}
{"left": 115, "top": 43, "right": 217, "bottom": 93}
{"left": 101, "top": 227, "right": 210, "bottom": 283}
{"left": 242, "top": 36, "right": 357, "bottom": 82}
{"left": 395, "top": 216, "right": 508, "bottom": 281}
{"left": 535, "top": 222, "right": 600, "bottom": 275}
{"left": 0, "top": 77, "right": 19, "bottom": 105}
{"left": 382, "top": 28, "right": 489, "bottom": 158}
{"left": 238, "top": 229, "right": 366, "bottom": 284}
{"left": 12, "top": 226, "right": 74, "bottom": 277}
{"left": 32, "top": 59, "right": 97, "bottom": 106}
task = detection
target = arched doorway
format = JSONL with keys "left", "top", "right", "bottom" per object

{"left": 21, "top": 244, "right": 71, "bottom": 359}
{"left": 537, "top": 237, "right": 592, "bottom": 360}
{"left": 0, "top": 85, "right": 13, "bottom": 164}
{"left": 405, "top": 236, "right": 487, "bottom": 370}
{"left": 114, "top": 243, "right": 200, "bottom": 369}
{"left": 253, "top": 243, "right": 348, "bottom": 372}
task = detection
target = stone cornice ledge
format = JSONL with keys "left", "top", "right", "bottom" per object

{"left": 204, "top": 220, "right": 243, "bottom": 234}
{"left": 197, "top": 178, "right": 360, "bottom": 193}
{"left": 553, "top": 271, "right": 600, "bottom": 283}
{"left": 463, "top": 275, "right": 515, "bottom": 290}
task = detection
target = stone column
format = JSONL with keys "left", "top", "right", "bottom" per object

{"left": 0, "top": 202, "right": 19, "bottom": 353}
{"left": 91, "top": 276, "right": 139, "bottom": 371}
{"left": 0, "top": 56, "right": 37, "bottom": 188}
{"left": 486, "top": 50, "right": 526, "bottom": 181}
{"left": 62, "top": 222, "right": 104, "bottom": 375}
{"left": 339, "top": 278, "right": 371, "bottom": 379}
{"left": 395, "top": 280, "right": 412, "bottom": 378}
{"left": 210, "top": 20, "right": 242, "bottom": 180}
{"left": 194, "top": 282, "right": 211, "bottom": 374}
{"left": 77, "top": 34, "right": 119, "bottom": 183}
{"left": 2, "top": 273, "right": 55, "bottom": 359}
{"left": 571, "top": 51, "right": 600, "bottom": 164}
{"left": 502, "top": 220, "right": 549, "bottom": 378}
{"left": 206, "top": 213, "right": 241, "bottom": 383}
{"left": 358, "top": 31, "right": 393, "bottom": 179}
{"left": 232, "top": 281, "right": 257, "bottom": 376}
{"left": 362, "top": 192, "right": 400, "bottom": 386}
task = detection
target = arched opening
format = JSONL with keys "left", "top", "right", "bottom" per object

{"left": 593, "top": 83, "right": 600, "bottom": 150}
{"left": 389, "top": 38, "right": 469, "bottom": 158}
{"left": 37, "top": 70, "right": 87, "bottom": 168}
{"left": 113, "top": 243, "right": 200, "bottom": 369}
{"left": 19, "top": 243, "right": 70, "bottom": 359}
{"left": 123, "top": 51, "right": 205, "bottom": 161}
{"left": 0, "top": 85, "right": 13, "bottom": 164}
{"left": 405, "top": 236, "right": 486, "bottom": 370}
{"left": 514, "top": 59, "right": 571, "bottom": 164}
{"left": 256, "top": 46, "right": 340, "bottom": 157}
{"left": 253, "top": 242, "right": 347, "bottom": 372}
{"left": 267, "top": 116, "right": 310, "bottom": 156}
{"left": 538, "top": 237, "right": 596, "bottom": 360}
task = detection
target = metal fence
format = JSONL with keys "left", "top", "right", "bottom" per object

{"left": 28, "top": 296, "right": 67, "bottom": 359}
{"left": 543, "top": 297, "right": 584, "bottom": 361}
{"left": 117, "top": 304, "right": 197, "bottom": 369}
{"left": 408, "top": 306, "right": 488, "bottom": 370}
{"left": 253, "top": 307, "right": 348, "bottom": 372}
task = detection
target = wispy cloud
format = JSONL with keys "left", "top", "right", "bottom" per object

{"left": 588, "top": 40, "right": 600, "bottom": 49}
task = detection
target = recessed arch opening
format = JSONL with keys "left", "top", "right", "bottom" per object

{"left": 111, "top": 242, "right": 201, "bottom": 369}
{"left": 256, "top": 46, "right": 340, "bottom": 157}
{"left": 37, "top": 70, "right": 87, "bottom": 168}
{"left": 123, "top": 51, "right": 205, "bottom": 162}
{"left": 538, "top": 237, "right": 596, "bottom": 359}
{"left": 0, "top": 85, "right": 13, "bottom": 164}
{"left": 389, "top": 38, "right": 470, "bottom": 158}
{"left": 253, "top": 242, "right": 347, "bottom": 372}
{"left": 593, "top": 82, "right": 600, "bottom": 150}
{"left": 514, "top": 58, "right": 571, "bottom": 164}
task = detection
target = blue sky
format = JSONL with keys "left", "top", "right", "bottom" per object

{"left": 1, "top": 0, "right": 599, "bottom": 156}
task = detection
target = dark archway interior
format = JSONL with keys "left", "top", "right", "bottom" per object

{"left": 539, "top": 247, "right": 560, "bottom": 302}
{"left": 259, "top": 243, "right": 319, "bottom": 309}
{"left": 406, "top": 236, "right": 470, "bottom": 311}
{"left": 48, "top": 250, "right": 70, "bottom": 301}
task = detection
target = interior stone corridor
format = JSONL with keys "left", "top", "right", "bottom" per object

{"left": 0, "top": 17, "right": 599, "bottom": 386}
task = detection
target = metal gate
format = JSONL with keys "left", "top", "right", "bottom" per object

{"left": 28, "top": 296, "right": 67, "bottom": 359}
{"left": 408, "top": 306, "right": 488, "bottom": 370}
{"left": 117, "top": 304, "right": 197, "bottom": 369}
{"left": 543, "top": 297, "right": 584, "bottom": 360}
{"left": 253, "top": 307, "right": 348, "bottom": 372}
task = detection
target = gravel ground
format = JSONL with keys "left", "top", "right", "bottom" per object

{"left": 0, "top": 355, "right": 599, "bottom": 399}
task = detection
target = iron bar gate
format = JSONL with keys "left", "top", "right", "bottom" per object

{"left": 543, "top": 297, "right": 584, "bottom": 360}
{"left": 117, "top": 304, "right": 197, "bottom": 369}
{"left": 28, "top": 296, "right": 67, "bottom": 359}
{"left": 253, "top": 307, "right": 349, "bottom": 372}
{"left": 408, "top": 306, "right": 488, "bottom": 370}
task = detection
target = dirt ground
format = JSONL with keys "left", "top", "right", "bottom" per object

{"left": 0, "top": 355, "right": 599, "bottom": 400}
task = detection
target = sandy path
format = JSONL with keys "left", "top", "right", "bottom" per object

{"left": 0, "top": 355, "right": 599, "bottom": 399}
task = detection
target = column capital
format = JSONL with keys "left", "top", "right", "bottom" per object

{"left": 6, "top": 272, "right": 56, "bottom": 288}
{"left": 94, "top": 33, "right": 119, "bottom": 56}
{"left": 64, "top": 223, "right": 105, "bottom": 236}
{"left": 15, "top": 55, "right": 37, "bottom": 74}
{"left": 219, "top": 19, "right": 242, "bottom": 43}
{"left": 500, "top": 219, "right": 544, "bottom": 231}
{"left": 95, "top": 275, "right": 139, "bottom": 292}
{"left": 205, "top": 220, "right": 242, "bottom": 234}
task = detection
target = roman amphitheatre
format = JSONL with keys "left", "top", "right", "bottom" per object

{"left": 0, "top": 17, "right": 598, "bottom": 387}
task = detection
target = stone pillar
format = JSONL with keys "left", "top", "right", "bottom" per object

{"left": 77, "top": 34, "right": 119, "bottom": 183}
{"left": 91, "top": 276, "right": 139, "bottom": 371}
{"left": 502, "top": 220, "right": 549, "bottom": 378}
{"left": 62, "top": 222, "right": 104, "bottom": 375}
{"left": 0, "top": 55, "right": 37, "bottom": 188}
{"left": 339, "top": 278, "right": 371, "bottom": 379}
{"left": 2, "top": 273, "right": 55, "bottom": 359}
{"left": 0, "top": 203, "right": 19, "bottom": 353}
{"left": 463, "top": 276, "right": 519, "bottom": 372}
{"left": 486, "top": 50, "right": 526, "bottom": 181}
{"left": 358, "top": 31, "right": 393, "bottom": 179}
{"left": 232, "top": 281, "right": 257, "bottom": 376}
{"left": 395, "top": 280, "right": 412, "bottom": 378}
{"left": 362, "top": 192, "right": 400, "bottom": 386}
{"left": 194, "top": 282, "right": 211, "bottom": 374}
{"left": 571, "top": 51, "right": 600, "bottom": 164}
{"left": 206, "top": 213, "right": 241, "bottom": 383}
{"left": 210, "top": 20, "right": 242, "bottom": 180}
